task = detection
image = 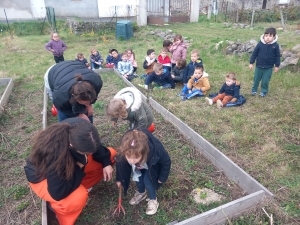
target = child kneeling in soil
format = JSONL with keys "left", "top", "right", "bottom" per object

{"left": 205, "top": 72, "right": 240, "bottom": 109}
{"left": 116, "top": 129, "right": 171, "bottom": 215}
{"left": 106, "top": 87, "right": 154, "bottom": 131}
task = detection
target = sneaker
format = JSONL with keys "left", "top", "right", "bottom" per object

{"left": 153, "top": 86, "right": 162, "bottom": 90}
{"left": 129, "top": 191, "right": 147, "bottom": 205}
{"left": 138, "top": 84, "right": 145, "bottom": 88}
{"left": 176, "top": 92, "right": 185, "bottom": 97}
{"left": 205, "top": 97, "right": 213, "bottom": 105}
{"left": 216, "top": 100, "right": 223, "bottom": 109}
{"left": 146, "top": 199, "right": 159, "bottom": 215}
{"left": 181, "top": 95, "right": 187, "bottom": 101}
{"left": 140, "top": 74, "right": 146, "bottom": 79}
{"left": 259, "top": 92, "right": 267, "bottom": 97}
{"left": 92, "top": 68, "right": 96, "bottom": 70}
{"left": 133, "top": 72, "right": 138, "bottom": 77}
{"left": 251, "top": 91, "right": 257, "bottom": 96}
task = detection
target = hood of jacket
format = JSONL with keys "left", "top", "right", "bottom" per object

{"left": 260, "top": 34, "right": 278, "bottom": 44}
{"left": 114, "top": 87, "right": 142, "bottom": 111}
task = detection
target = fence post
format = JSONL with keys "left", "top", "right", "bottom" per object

{"left": 207, "top": 2, "right": 212, "bottom": 20}
{"left": 3, "top": 9, "right": 12, "bottom": 36}
{"left": 224, "top": 1, "right": 228, "bottom": 22}
{"left": 236, "top": 9, "right": 239, "bottom": 23}
{"left": 250, "top": 8, "right": 255, "bottom": 27}
{"left": 279, "top": 7, "right": 285, "bottom": 30}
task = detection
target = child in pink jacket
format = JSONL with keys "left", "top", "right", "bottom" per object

{"left": 169, "top": 34, "right": 187, "bottom": 69}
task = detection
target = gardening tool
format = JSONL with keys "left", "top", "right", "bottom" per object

{"left": 113, "top": 186, "right": 126, "bottom": 215}
{"left": 51, "top": 105, "right": 58, "bottom": 116}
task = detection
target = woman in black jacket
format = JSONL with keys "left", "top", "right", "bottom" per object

{"left": 116, "top": 129, "right": 171, "bottom": 216}
{"left": 45, "top": 60, "right": 103, "bottom": 123}
{"left": 24, "top": 118, "right": 116, "bottom": 225}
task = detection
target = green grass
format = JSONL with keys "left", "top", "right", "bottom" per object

{"left": 0, "top": 19, "right": 299, "bottom": 224}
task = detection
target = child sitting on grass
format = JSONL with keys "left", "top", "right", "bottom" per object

{"left": 90, "top": 48, "right": 103, "bottom": 70}
{"left": 126, "top": 48, "right": 138, "bottom": 76}
{"left": 143, "top": 63, "right": 175, "bottom": 90}
{"left": 117, "top": 52, "right": 135, "bottom": 81}
{"left": 106, "top": 49, "right": 114, "bottom": 68}
{"left": 111, "top": 49, "right": 122, "bottom": 68}
{"left": 158, "top": 48, "right": 171, "bottom": 72}
{"left": 75, "top": 53, "right": 90, "bottom": 69}
{"left": 183, "top": 49, "right": 203, "bottom": 85}
{"left": 106, "top": 87, "right": 154, "bottom": 131}
{"left": 141, "top": 49, "right": 157, "bottom": 79}
{"left": 178, "top": 66, "right": 210, "bottom": 101}
{"left": 171, "top": 58, "right": 187, "bottom": 84}
{"left": 116, "top": 129, "right": 171, "bottom": 215}
{"left": 205, "top": 72, "right": 240, "bottom": 109}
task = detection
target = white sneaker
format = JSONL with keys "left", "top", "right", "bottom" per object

{"left": 146, "top": 199, "right": 159, "bottom": 215}
{"left": 217, "top": 99, "right": 223, "bottom": 109}
{"left": 129, "top": 191, "right": 147, "bottom": 205}
{"left": 205, "top": 97, "right": 213, "bottom": 105}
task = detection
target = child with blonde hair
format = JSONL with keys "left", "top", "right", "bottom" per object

{"left": 205, "top": 72, "right": 240, "bottom": 109}
{"left": 169, "top": 34, "right": 187, "bottom": 69}
{"left": 126, "top": 48, "right": 138, "bottom": 75}
{"left": 178, "top": 66, "right": 210, "bottom": 101}
{"left": 118, "top": 52, "right": 135, "bottom": 81}
{"left": 106, "top": 87, "right": 154, "bottom": 131}
{"left": 75, "top": 53, "right": 90, "bottom": 69}
{"left": 116, "top": 129, "right": 171, "bottom": 215}
{"left": 45, "top": 32, "right": 67, "bottom": 63}
{"left": 183, "top": 49, "right": 203, "bottom": 84}
{"left": 90, "top": 47, "right": 103, "bottom": 70}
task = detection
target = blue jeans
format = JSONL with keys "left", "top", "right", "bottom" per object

{"left": 160, "top": 83, "right": 172, "bottom": 89}
{"left": 181, "top": 85, "right": 204, "bottom": 99}
{"left": 58, "top": 110, "right": 93, "bottom": 123}
{"left": 136, "top": 169, "right": 156, "bottom": 200}
{"left": 91, "top": 61, "right": 102, "bottom": 69}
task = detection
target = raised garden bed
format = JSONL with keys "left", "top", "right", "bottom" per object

{"left": 41, "top": 69, "right": 272, "bottom": 225}
{"left": 0, "top": 78, "right": 14, "bottom": 113}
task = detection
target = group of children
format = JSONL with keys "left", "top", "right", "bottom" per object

{"left": 136, "top": 27, "right": 280, "bottom": 108}
{"left": 36, "top": 27, "right": 281, "bottom": 222}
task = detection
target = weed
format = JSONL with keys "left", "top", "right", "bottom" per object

{"left": 16, "top": 201, "right": 30, "bottom": 212}
{"left": 5, "top": 185, "right": 29, "bottom": 200}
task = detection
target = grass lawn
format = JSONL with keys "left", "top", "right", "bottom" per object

{"left": 0, "top": 17, "right": 299, "bottom": 224}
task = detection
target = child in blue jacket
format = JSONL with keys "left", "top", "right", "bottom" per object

{"left": 116, "top": 129, "right": 171, "bottom": 215}
{"left": 143, "top": 63, "right": 175, "bottom": 90}
{"left": 90, "top": 48, "right": 104, "bottom": 70}
{"left": 183, "top": 49, "right": 203, "bottom": 84}
{"left": 249, "top": 27, "right": 280, "bottom": 97}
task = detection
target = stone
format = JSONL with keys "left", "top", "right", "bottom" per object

{"left": 291, "top": 44, "right": 300, "bottom": 53}
{"left": 249, "top": 39, "right": 258, "bottom": 46}
{"left": 149, "top": 31, "right": 155, "bottom": 35}
{"left": 155, "top": 29, "right": 162, "bottom": 33}
{"left": 282, "top": 51, "right": 292, "bottom": 59}
{"left": 227, "top": 41, "right": 235, "bottom": 46}
{"left": 231, "top": 44, "right": 238, "bottom": 50}
{"left": 226, "top": 47, "right": 233, "bottom": 54}
{"left": 294, "top": 30, "right": 300, "bottom": 35}
{"left": 290, "top": 58, "right": 299, "bottom": 65}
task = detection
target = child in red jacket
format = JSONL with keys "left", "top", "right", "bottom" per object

{"left": 158, "top": 48, "right": 171, "bottom": 72}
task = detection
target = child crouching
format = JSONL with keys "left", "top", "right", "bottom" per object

{"left": 116, "top": 129, "right": 171, "bottom": 215}
{"left": 205, "top": 72, "right": 240, "bottom": 109}
{"left": 106, "top": 87, "right": 154, "bottom": 131}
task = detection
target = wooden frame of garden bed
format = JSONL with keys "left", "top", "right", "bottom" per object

{"left": 0, "top": 78, "right": 14, "bottom": 114}
{"left": 41, "top": 68, "right": 273, "bottom": 225}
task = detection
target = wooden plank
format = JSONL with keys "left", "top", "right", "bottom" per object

{"left": 0, "top": 78, "right": 14, "bottom": 112}
{"left": 113, "top": 69, "right": 147, "bottom": 100}
{"left": 42, "top": 200, "right": 47, "bottom": 225}
{"left": 176, "top": 190, "right": 266, "bottom": 225}
{"left": 42, "top": 87, "right": 48, "bottom": 225}
{"left": 97, "top": 68, "right": 114, "bottom": 73}
{"left": 148, "top": 97, "right": 273, "bottom": 196}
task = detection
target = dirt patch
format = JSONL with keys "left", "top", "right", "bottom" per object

{"left": 1, "top": 73, "right": 245, "bottom": 225}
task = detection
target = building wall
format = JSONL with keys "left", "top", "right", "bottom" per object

{"left": 0, "top": 0, "right": 34, "bottom": 19}
{"left": 44, "top": 0, "right": 98, "bottom": 18}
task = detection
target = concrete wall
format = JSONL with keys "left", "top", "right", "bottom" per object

{"left": 44, "top": 0, "right": 98, "bottom": 18}
{"left": 98, "top": 0, "right": 138, "bottom": 18}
